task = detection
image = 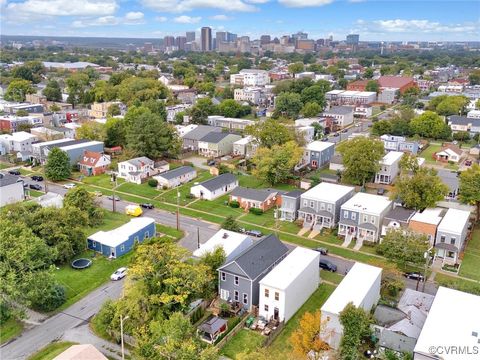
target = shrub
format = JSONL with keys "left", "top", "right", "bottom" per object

{"left": 229, "top": 200, "right": 240, "bottom": 208}
{"left": 249, "top": 208, "right": 263, "bottom": 215}
{"left": 0, "top": 301, "right": 11, "bottom": 325}
{"left": 162, "top": 185, "right": 168, "bottom": 190}
{"left": 31, "top": 284, "right": 66, "bottom": 312}
{"left": 148, "top": 179, "right": 158, "bottom": 187}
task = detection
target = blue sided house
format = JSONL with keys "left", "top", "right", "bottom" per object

{"left": 87, "top": 217, "right": 155, "bottom": 258}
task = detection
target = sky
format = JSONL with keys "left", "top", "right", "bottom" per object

{"left": 0, "top": 0, "right": 479, "bottom": 41}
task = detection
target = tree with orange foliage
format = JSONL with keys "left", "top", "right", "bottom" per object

{"left": 289, "top": 309, "right": 330, "bottom": 359}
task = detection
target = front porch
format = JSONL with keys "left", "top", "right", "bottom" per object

{"left": 298, "top": 208, "right": 334, "bottom": 230}
{"left": 435, "top": 243, "right": 459, "bottom": 266}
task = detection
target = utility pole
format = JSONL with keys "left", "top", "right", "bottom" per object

{"left": 197, "top": 226, "right": 200, "bottom": 249}
{"left": 422, "top": 247, "right": 433, "bottom": 293}
{"left": 120, "top": 315, "right": 129, "bottom": 360}
{"left": 176, "top": 190, "right": 180, "bottom": 230}
{"left": 112, "top": 173, "right": 117, "bottom": 213}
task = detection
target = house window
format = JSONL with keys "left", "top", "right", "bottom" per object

{"left": 363, "top": 215, "right": 368, "bottom": 222}
{"left": 234, "top": 276, "right": 239, "bottom": 286}
{"left": 91, "top": 241, "right": 96, "bottom": 248}
{"left": 304, "top": 200, "right": 308, "bottom": 207}
{"left": 343, "top": 211, "right": 348, "bottom": 218}
{"left": 320, "top": 202, "right": 325, "bottom": 210}
{"left": 221, "top": 272, "right": 226, "bottom": 281}
{"left": 120, "top": 245, "right": 125, "bottom": 252}
{"left": 134, "top": 236, "right": 139, "bottom": 243}
{"left": 265, "top": 289, "right": 269, "bottom": 298}
{"left": 351, "top": 213, "right": 356, "bottom": 220}
{"left": 450, "top": 237, "right": 456, "bottom": 245}
{"left": 275, "top": 292, "right": 279, "bottom": 301}
{"left": 440, "top": 235, "right": 446, "bottom": 243}
{"left": 243, "top": 293, "right": 248, "bottom": 305}
{"left": 327, "top": 204, "right": 332, "bottom": 212}
{"left": 371, "top": 216, "right": 375, "bottom": 224}
{"left": 234, "top": 290, "right": 239, "bottom": 302}
{"left": 310, "top": 201, "right": 314, "bottom": 208}
{"left": 264, "top": 305, "right": 269, "bottom": 312}
{"left": 144, "top": 231, "right": 149, "bottom": 239}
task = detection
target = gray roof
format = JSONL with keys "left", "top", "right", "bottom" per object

{"left": 324, "top": 106, "right": 354, "bottom": 115}
{"left": 45, "top": 138, "right": 91, "bottom": 150}
{"left": 435, "top": 242, "right": 458, "bottom": 251}
{"left": 284, "top": 189, "right": 304, "bottom": 198}
{"left": 437, "top": 169, "right": 459, "bottom": 193}
{"left": 0, "top": 172, "right": 20, "bottom": 187}
{"left": 230, "top": 187, "right": 280, "bottom": 202}
{"left": 198, "top": 316, "right": 227, "bottom": 334}
{"left": 183, "top": 125, "right": 221, "bottom": 141}
{"left": 448, "top": 115, "right": 480, "bottom": 126}
{"left": 219, "top": 234, "right": 289, "bottom": 280}
{"left": 197, "top": 173, "right": 237, "bottom": 191}
{"left": 157, "top": 166, "right": 195, "bottom": 180}
{"left": 358, "top": 222, "right": 378, "bottom": 231}
{"left": 299, "top": 207, "right": 318, "bottom": 214}
{"left": 126, "top": 156, "right": 154, "bottom": 167}
{"left": 199, "top": 132, "right": 232, "bottom": 143}
{"left": 384, "top": 206, "right": 416, "bottom": 223}
{"left": 339, "top": 218, "right": 357, "bottom": 226}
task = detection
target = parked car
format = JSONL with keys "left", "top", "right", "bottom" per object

{"left": 342, "top": 129, "right": 348, "bottom": 133}
{"left": 29, "top": 184, "right": 42, "bottom": 190}
{"left": 63, "top": 183, "right": 76, "bottom": 189}
{"left": 333, "top": 133, "right": 340, "bottom": 137}
{"left": 31, "top": 175, "right": 44, "bottom": 181}
{"left": 376, "top": 188, "right": 385, "bottom": 196}
{"left": 110, "top": 267, "right": 128, "bottom": 281}
{"left": 403, "top": 272, "right": 424, "bottom": 281}
{"left": 107, "top": 195, "right": 121, "bottom": 201}
{"left": 314, "top": 247, "right": 328, "bottom": 255}
{"left": 245, "top": 229, "right": 263, "bottom": 238}
{"left": 140, "top": 203, "right": 154, "bottom": 209}
{"left": 465, "top": 160, "right": 473, "bottom": 167}
{"left": 320, "top": 137, "right": 328, "bottom": 142}
{"left": 207, "top": 159, "right": 216, "bottom": 166}
{"left": 319, "top": 259, "right": 337, "bottom": 272}
{"left": 8, "top": 169, "right": 20, "bottom": 175}
{"left": 93, "top": 191, "right": 103, "bottom": 197}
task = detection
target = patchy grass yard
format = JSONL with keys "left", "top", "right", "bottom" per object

{"left": 320, "top": 270, "right": 344, "bottom": 285}
{"left": 188, "top": 195, "right": 244, "bottom": 218}
{"left": 420, "top": 144, "right": 442, "bottom": 164}
{"left": 27, "top": 341, "right": 78, "bottom": 360}
{"left": 220, "top": 329, "right": 265, "bottom": 359}
{"left": 240, "top": 209, "right": 276, "bottom": 228}
{"left": 0, "top": 162, "right": 12, "bottom": 170}
{"left": 155, "top": 223, "right": 184, "bottom": 240}
{"left": 27, "top": 189, "right": 44, "bottom": 198}
{"left": 159, "top": 171, "right": 213, "bottom": 205}
{"left": 459, "top": 228, "right": 480, "bottom": 281}
{"left": 268, "top": 284, "right": 336, "bottom": 359}
{"left": 116, "top": 182, "right": 162, "bottom": 198}
{"left": 81, "top": 173, "right": 123, "bottom": 189}
{"left": 237, "top": 175, "right": 297, "bottom": 192}
{"left": 0, "top": 317, "right": 23, "bottom": 344}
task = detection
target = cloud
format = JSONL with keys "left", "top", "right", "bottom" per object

{"left": 174, "top": 15, "right": 201, "bottom": 24}
{"left": 72, "top": 11, "right": 145, "bottom": 28}
{"left": 6, "top": 0, "right": 118, "bottom": 16}
{"left": 356, "top": 19, "right": 479, "bottom": 34}
{"left": 155, "top": 16, "right": 168, "bottom": 22}
{"left": 124, "top": 11, "right": 145, "bottom": 24}
{"left": 277, "top": 0, "right": 333, "bottom": 7}
{"left": 141, "top": 0, "right": 257, "bottom": 13}
{"left": 209, "top": 14, "right": 232, "bottom": 21}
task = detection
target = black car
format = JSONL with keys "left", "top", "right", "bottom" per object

{"left": 376, "top": 188, "right": 385, "bottom": 196}
{"left": 29, "top": 184, "right": 42, "bottom": 190}
{"left": 207, "top": 159, "right": 216, "bottom": 166}
{"left": 31, "top": 175, "right": 44, "bottom": 181}
{"left": 342, "top": 129, "right": 348, "bottom": 133}
{"left": 333, "top": 133, "right": 340, "bottom": 137}
{"left": 319, "top": 259, "right": 337, "bottom": 272}
{"left": 314, "top": 247, "right": 328, "bottom": 255}
{"left": 8, "top": 169, "right": 21, "bottom": 175}
{"left": 107, "top": 195, "right": 121, "bottom": 201}
{"left": 245, "top": 229, "right": 263, "bottom": 238}
{"left": 403, "top": 272, "right": 425, "bottom": 282}
{"left": 140, "top": 203, "right": 154, "bottom": 209}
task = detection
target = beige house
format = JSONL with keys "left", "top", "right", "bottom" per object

{"left": 198, "top": 132, "right": 242, "bottom": 158}
{"left": 89, "top": 101, "right": 122, "bottom": 119}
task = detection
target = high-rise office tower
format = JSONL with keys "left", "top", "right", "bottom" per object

{"left": 163, "top": 36, "right": 175, "bottom": 47}
{"left": 215, "top": 31, "right": 227, "bottom": 49}
{"left": 346, "top": 34, "right": 360, "bottom": 45}
{"left": 260, "top": 35, "right": 271, "bottom": 45}
{"left": 186, "top": 31, "right": 196, "bottom": 43}
{"left": 176, "top": 36, "right": 187, "bottom": 50}
{"left": 226, "top": 32, "right": 237, "bottom": 42}
{"left": 201, "top": 27, "right": 212, "bottom": 51}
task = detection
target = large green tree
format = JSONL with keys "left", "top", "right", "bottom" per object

{"left": 392, "top": 168, "right": 449, "bottom": 211}
{"left": 459, "top": 164, "right": 480, "bottom": 221}
{"left": 44, "top": 147, "right": 71, "bottom": 181}
{"left": 337, "top": 137, "right": 384, "bottom": 186}
{"left": 4, "top": 79, "right": 35, "bottom": 102}
{"left": 116, "top": 76, "right": 169, "bottom": 105}
{"left": 42, "top": 80, "right": 62, "bottom": 102}
{"left": 252, "top": 141, "right": 303, "bottom": 185}
{"left": 300, "top": 85, "right": 327, "bottom": 109}
{"left": 376, "top": 229, "right": 430, "bottom": 268}
{"left": 76, "top": 121, "right": 106, "bottom": 141}
{"left": 64, "top": 187, "right": 104, "bottom": 226}
{"left": 274, "top": 92, "right": 303, "bottom": 119}
{"left": 339, "top": 303, "right": 372, "bottom": 360}
{"left": 104, "top": 117, "right": 126, "bottom": 148}
{"left": 217, "top": 99, "right": 250, "bottom": 118}
{"left": 365, "top": 80, "right": 379, "bottom": 93}
{"left": 409, "top": 111, "right": 451, "bottom": 139}
{"left": 245, "top": 118, "right": 294, "bottom": 148}
{"left": 188, "top": 97, "right": 217, "bottom": 124}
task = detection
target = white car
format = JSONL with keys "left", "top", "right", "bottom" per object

{"left": 63, "top": 183, "right": 76, "bottom": 189}
{"left": 110, "top": 267, "right": 128, "bottom": 281}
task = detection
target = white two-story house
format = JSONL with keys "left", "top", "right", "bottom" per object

{"left": 117, "top": 157, "right": 163, "bottom": 184}
{"left": 374, "top": 151, "right": 403, "bottom": 185}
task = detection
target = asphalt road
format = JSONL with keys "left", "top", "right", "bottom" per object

{"left": 1, "top": 278, "right": 124, "bottom": 360}
{"left": 326, "top": 119, "right": 372, "bottom": 144}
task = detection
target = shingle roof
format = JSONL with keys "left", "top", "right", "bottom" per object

{"left": 183, "top": 125, "right": 221, "bottom": 141}
{"left": 324, "top": 106, "right": 354, "bottom": 115}
{"left": 0, "top": 172, "right": 20, "bottom": 187}
{"left": 199, "top": 132, "right": 231, "bottom": 143}
{"left": 384, "top": 206, "right": 416, "bottom": 223}
{"left": 284, "top": 189, "right": 304, "bottom": 198}
{"left": 230, "top": 187, "right": 280, "bottom": 202}
{"left": 156, "top": 166, "right": 195, "bottom": 180}
{"left": 126, "top": 156, "right": 153, "bottom": 167}
{"left": 197, "top": 173, "right": 237, "bottom": 191}
{"left": 219, "top": 234, "right": 289, "bottom": 280}
{"left": 378, "top": 76, "right": 414, "bottom": 89}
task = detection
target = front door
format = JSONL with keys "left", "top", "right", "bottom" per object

{"left": 274, "top": 307, "right": 279, "bottom": 320}
{"left": 220, "top": 289, "right": 230, "bottom": 301}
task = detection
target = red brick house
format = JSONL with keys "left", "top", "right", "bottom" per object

{"left": 78, "top": 151, "right": 111, "bottom": 176}
{"left": 347, "top": 76, "right": 417, "bottom": 94}
{"left": 347, "top": 79, "right": 370, "bottom": 91}
{"left": 229, "top": 187, "right": 283, "bottom": 212}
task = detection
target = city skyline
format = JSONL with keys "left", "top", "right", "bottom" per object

{"left": 0, "top": 0, "right": 479, "bottom": 41}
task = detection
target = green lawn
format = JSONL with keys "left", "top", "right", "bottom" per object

{"left": 237, "top": 175, "right": 297, "bottom": 192}
{"left": 81, "top": 173, "right": 123, "bottom": 189}
{"left": 269, "top": 284, "right": 336, "bottom": 359}
{"left": 320, "top": 270, "right": 344, "bottom": 285}
{"left": 0, "top": 317, "right": 23, "bottom": 344}
{"left": 0, "top": 163, "right": 11, "bottom": 170}
{"left": 159, "top": 171, "right": 213, "bottom": 205}
{"left": 85, "top": 210, "right": 130, "bottom": 236}
{"left": 240, "top": 209, "right": 276, "bottom": 228}
{"left": 420, "top": 144, "right": 442, "bottom": 164}
{"left": 156, "top": 223, "right": 184, "bottom": 240}
{"left": 27, "top": 341, "right": 78, "bottom": 360}
{"left": 459, "top": 228, "right": 480, "bottom": 281}
{"left": 435, "top": 273, "right": 480, "bottom": 295}
{"left": 221, "top": 329, "right": 265, "bottom": 359}
{"left": 28, "top": 190, "right": 44, "bottom": 198}
{"left": 116, "top": 182, "right": 162, "bottom": 198}
{"left": 188, "top": 195, "right": 244, "bottom": 218}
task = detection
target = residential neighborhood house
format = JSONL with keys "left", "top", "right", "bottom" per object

{"left": 153, "top": 165, "right": 197, "bottom": 189}
{"left": 190, "top": 173, "right": 238, "bottom": 200}
{"left": 78, "top": 151, "right": 111, "bottom": 176}
{"left": 229, "top": 187, "right": 283, "bottom": 212}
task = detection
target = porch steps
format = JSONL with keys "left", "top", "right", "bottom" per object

{"left": 353, "top": 239, "right": 363, "bottom": 251}
{"left": 342, "top": 233, "right": 353, "bottom": 247}
{"left": 298, "top": 227, "right": 310, "bottom": 236}
{"left": 308, "top": 230, "right": 320, "bottom": 239}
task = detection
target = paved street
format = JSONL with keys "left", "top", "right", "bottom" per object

{"left": 1, "top": 278, "right": 125, "bottom": 360}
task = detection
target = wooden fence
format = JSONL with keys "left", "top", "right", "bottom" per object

{"left": 215, "top": 313, "right": 250, "bottom": 349}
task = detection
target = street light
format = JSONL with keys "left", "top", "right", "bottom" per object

{"left": 120, "top": 314, "right": 130, "bottom": 360}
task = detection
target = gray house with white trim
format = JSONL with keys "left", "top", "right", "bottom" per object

{"left": 153, "top": 166, "right": 197, "bottom": 189}
{"left": 217, "top": 234, "right": 289, "bottom": 311}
